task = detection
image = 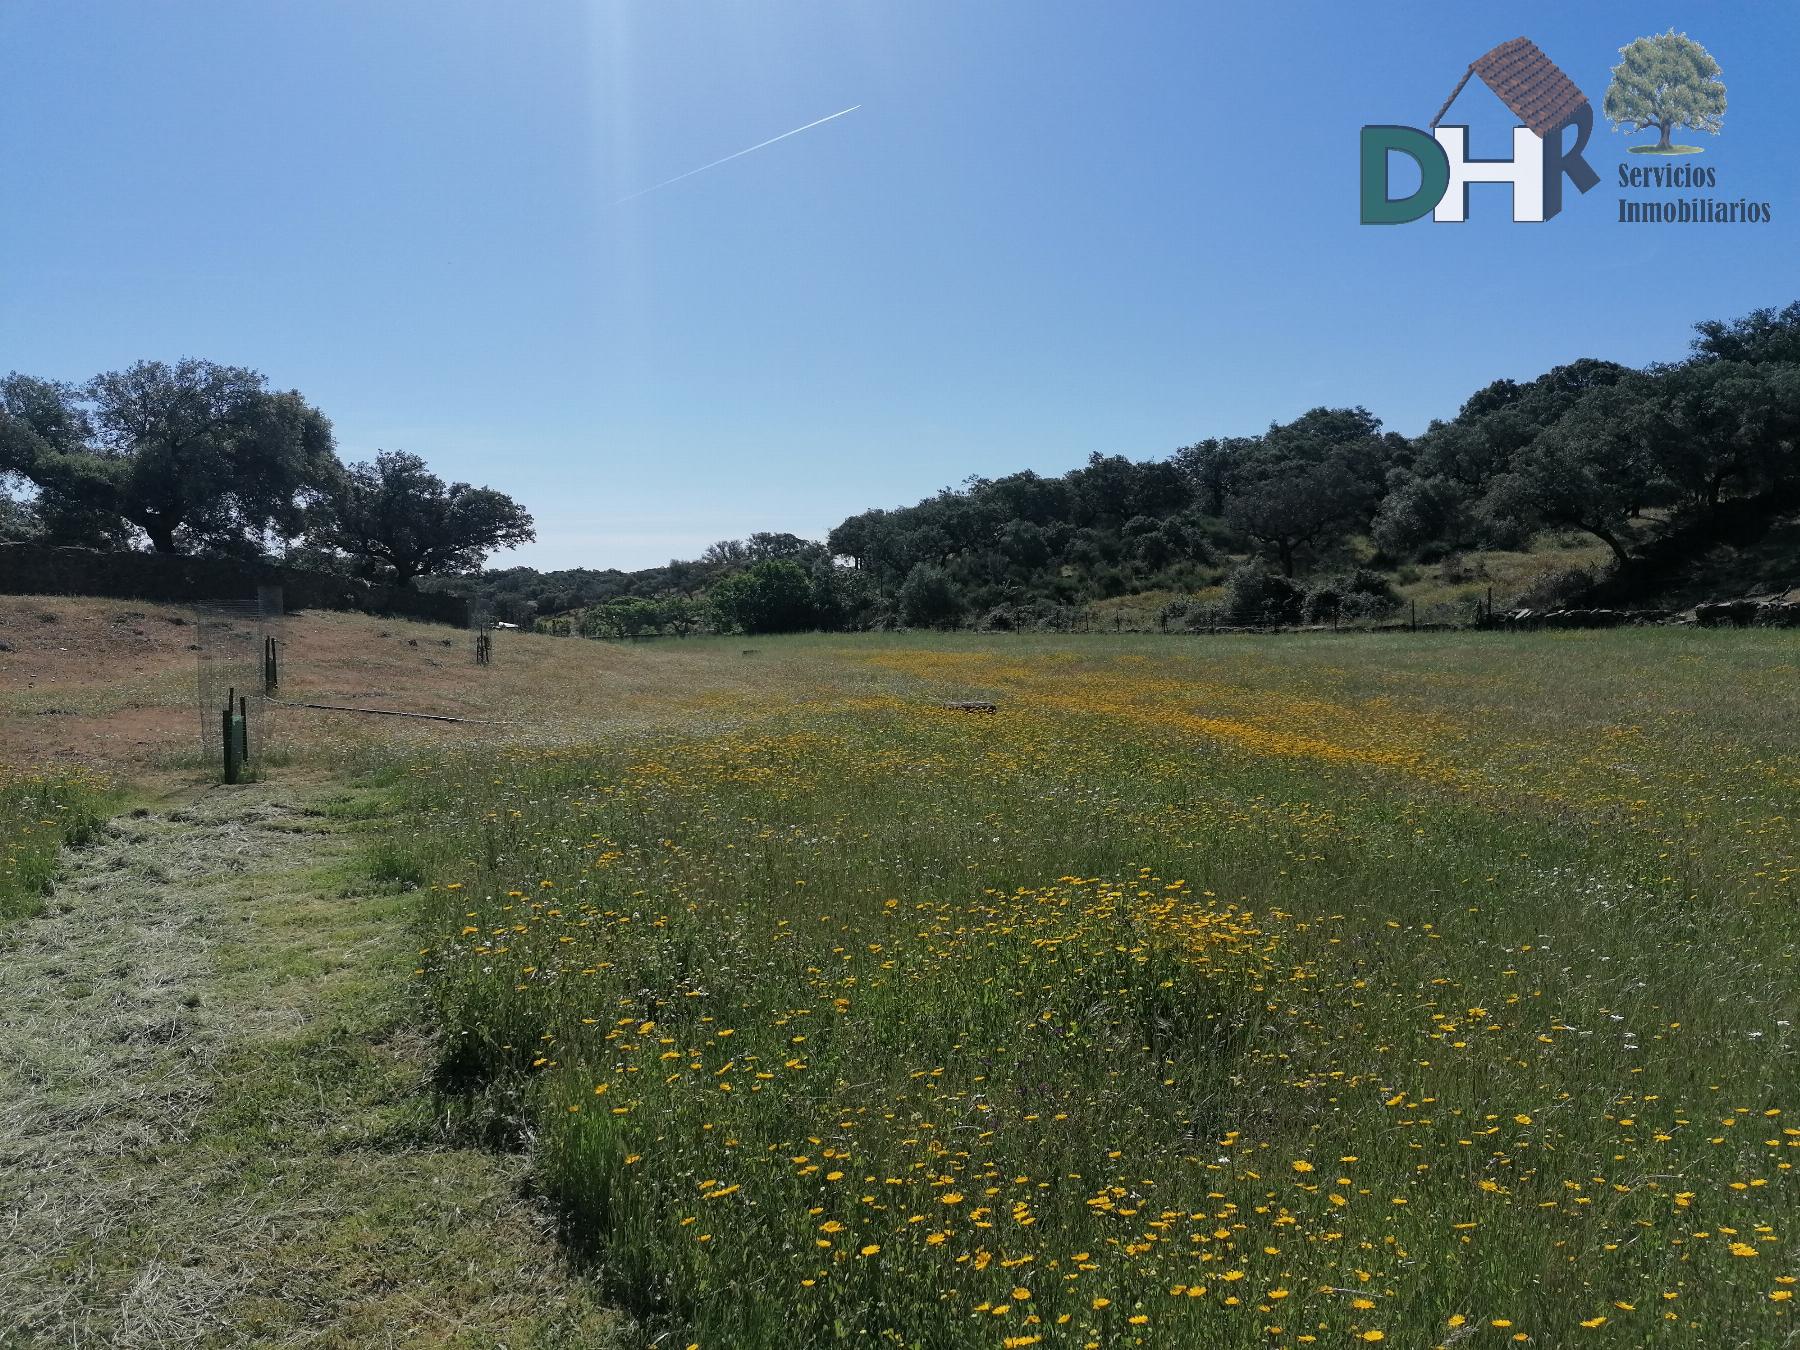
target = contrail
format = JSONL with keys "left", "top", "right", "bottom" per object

{"left": 613, "top": 104, "right": 861, "bottom": 205}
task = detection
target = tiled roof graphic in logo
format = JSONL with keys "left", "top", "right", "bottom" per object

{"left": 1431, "top": 37, "right": 1590, "bottom": 139}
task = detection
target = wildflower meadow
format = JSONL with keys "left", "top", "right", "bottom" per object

{"left": 378, "top": 629, "right": 1797, "bottom": 1348}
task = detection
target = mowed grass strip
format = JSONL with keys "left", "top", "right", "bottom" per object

{"left": 376, "top": 629, "right": 1798, "bottom": 1348}
{"left": 0, "top": 783, "right": 627, "bottom": 1348}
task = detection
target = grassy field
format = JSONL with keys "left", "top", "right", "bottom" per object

{"left": 359, "top": 628, "right": 1799, "bottom": 1348}
{"left": 4, "top": 608, "right": 1796, "bottom": 1346}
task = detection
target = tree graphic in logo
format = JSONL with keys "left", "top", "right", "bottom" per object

{"left": 1604, "top": 30, "right": 1725, "bottom": 155}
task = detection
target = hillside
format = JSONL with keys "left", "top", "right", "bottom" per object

{"left": 434, "top": 301, "right": 1800, "bottom": 636}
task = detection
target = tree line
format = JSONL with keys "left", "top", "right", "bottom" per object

{"left": 452, "top": 298, "right": 1800, "bottom": 635}
{"left": 0, "top": 359, "right": 533, "bottom": 585}
{"left": 8, "top": 299, "right": 1797, "bottom": 632}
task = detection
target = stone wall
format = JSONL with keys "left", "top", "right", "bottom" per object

{"left": 0, "top": 544, "right": 468, "bottom": 626}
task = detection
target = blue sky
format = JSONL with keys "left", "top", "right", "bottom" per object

{"left": 3, "top": 2, "right": 1794, "bottom": 570}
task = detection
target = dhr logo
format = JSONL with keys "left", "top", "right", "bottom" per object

{"left": 1362, "top": 37, "right": 1599, "bottom": 224}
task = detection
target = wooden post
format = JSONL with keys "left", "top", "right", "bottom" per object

{"left": 222, "top": 686, "right": 239, "bottom": 784}
{"left": 222, "top": 707, "right": 237, "bottom": 783}
{"left": 239, "top": 695, "right": 249, "bottom": 766}
{"left": 1410, "top": 600, "right": 1417, "bottom": 632}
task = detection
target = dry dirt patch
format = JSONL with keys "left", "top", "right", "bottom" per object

{"left": 0, "top": 595, "right": 783, "bottom": 777}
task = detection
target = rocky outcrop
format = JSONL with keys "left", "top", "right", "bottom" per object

{"left": 1491, "top": 608, "right": 1667, "bottom": 630}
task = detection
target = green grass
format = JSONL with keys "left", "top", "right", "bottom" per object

{"left": 372, "top": 630, "right": 1798, "bottom": 1347}
{"left": 0, "top": 782, "right": 627, "bottom": 1347}
{"left": 0, "top": 768, "right": 110, "bottom": 921}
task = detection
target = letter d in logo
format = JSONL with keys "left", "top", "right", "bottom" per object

{"left": 1360, "top": 126, "right": 1450, "bottom": 224}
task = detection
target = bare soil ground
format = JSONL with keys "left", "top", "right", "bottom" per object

{"left": 0, "top": 778, "right": 624, "bottom": 1347}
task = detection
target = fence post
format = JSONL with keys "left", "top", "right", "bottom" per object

{"left": 1410, "top": 600, "right": 1417, "bottom": 632}
{"left": 222, "top": 685, "right": 239, "bottom": 784}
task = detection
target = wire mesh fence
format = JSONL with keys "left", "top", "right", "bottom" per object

{"left": 195, "top": 586, "right": 283, "bottom": 777}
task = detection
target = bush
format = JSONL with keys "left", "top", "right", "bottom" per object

{"left": 898, "top": 563, "right": 963, "bottom": 629}
{"left": 1302, "top": 569, "right": 1401, "bottom": 625}
{"left": 1371, "top": 473, "right": 1470, "bottom": 557}
{"left": 709, "top": 560, "right": 819, "bottom": 633}
{"left": 1091, "top": 566, "right": 1129, "bottom": 598}
{"left": 1222, "top": 563, "right": 1303, "bottom": 626}
{"left": 1301, "top": 581, "right": 1343, "bottom": 625}
{"left": 1515, "top": 565, "right": 1597, "bottom": 610}
{"left": 1179, "top": 599, "right": 1228, "bottom": 631}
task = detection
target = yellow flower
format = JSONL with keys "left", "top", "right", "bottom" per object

{"left": 1580, "top": 1317, "right": 1608, "bottom": 1329}
{"left": 1291, "top": 1160, "right": 1314, "bottom": 1173}
{"left": 1091, "top": 1297, "right": 1111, "bottom": 1309}
{"left": 1361, "top": 1334, "right": 1385, "bottom": 1344}
{"left": 1447, "top": 1315, "right": 1466, "bottom": 1328}
{"left": 858, "top": 1243, "right": 880, "bottom": 1257}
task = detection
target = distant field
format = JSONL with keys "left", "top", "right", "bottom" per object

{"left": 368, "top": 628, "right": 1800, "bottom": 1347}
